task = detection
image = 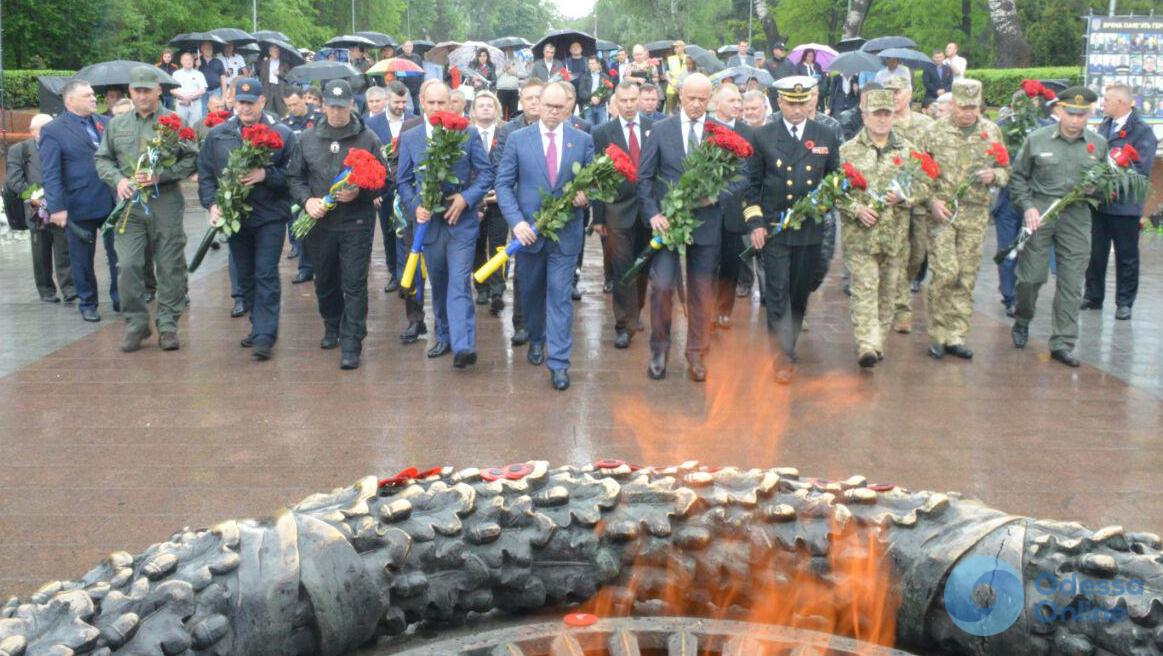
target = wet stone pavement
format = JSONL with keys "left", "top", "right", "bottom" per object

{"left": 0, "top": 194, "right": 1161, "bottom": 598}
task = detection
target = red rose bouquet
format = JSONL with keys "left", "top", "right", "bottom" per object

{"left": 1002, "top": 80, "right": 1055, "bottom": 154}
{"left": 995, "top": 143, "right": 1148, "bottom": 263}
{"left": 290, "top": 148, "right": 387, "bottom": 239}
{"left": 943, "top": 140, "right": 1011, "bottom": 224}
{"left": 203, "top": 110, "right": 233, "bottom": 128}
{"left": 474, "top": 144, "right": 636, "bottom": 284}
{"left": 213, "top": 122, "right": 286, "bottom": 236}
{"left": 106, "top": 112, "right": 197, "bottom": 235}
{"left": 593, "top": 78, "right": 615, "bottom": 105}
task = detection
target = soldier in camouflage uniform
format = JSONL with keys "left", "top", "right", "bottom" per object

{"left": 95, "top": 66, "right": 198, "bottom": 353}
{"left": 918, "top": 79, "right": 1009, "bottom": 360}
{"left": 838, "top": 88, "right": 913, "bottom": 368}
{"left": 881, "top": 75, "right": 934, "bottom": 334}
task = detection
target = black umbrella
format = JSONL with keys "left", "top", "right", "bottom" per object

{"left": 684, "top": 45, "right": 723, "bottom": 73}
{"left": 596, "top": 39, "right": 619, "bottom": 52}
{"left": 209, "top": 28, "right": 256, "bottom": 46}
{"left": 489, "top": 36, "right": 532, "bottom": 50}
{"left": 835, "top": 37, "right": 866, "bottom": 53}
{"left": 257, "top": 38, "right": 306, "bottom": 67}
{"left": 285, "top": 61, "right": 362, "bottom": 83}
{"left": 645, "top": 40, "right": 676, "bottom": 55}
{"left": 532, "top": 29, "right": 596, "bottom": 59}
{"left": 860, "top": 36, "right": 917, "bottom": 54}
{"left": 828, "top": 51, "right": 882, "bottom": 76}
{"left": 253, "top": 30, "right": 292, "bottom": 44}
{"left": 325, "top": 34, "right": 378, "bottom": 50}
{"left": 410, "top": 39, "right": 435, "bottom": 55}
{"left": 170, "top": 32, "right": 227, "bottom": 53}
{"left": 74, "top": 60, "right": 180, "bottom": 90}
{"left": 355, "top": 31, "right": 398, "bottom": 48}
{"left": 238, "top": 43, "right": 261, "bottom": 56}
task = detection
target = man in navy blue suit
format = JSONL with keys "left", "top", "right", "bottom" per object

{"left": 638, "top": 73, "right": 726, "bottom": 383}
{"left": 42, "top": 80, "right": 119, "bottom": 323}
{"left": 397, "top": 81, "right": 495, "bottom": 369}
{"left": 495, "top": 81, "right": 595, "bottom": 391}
{"left": 365, "top": 81, "right": 414, "bottom": 294}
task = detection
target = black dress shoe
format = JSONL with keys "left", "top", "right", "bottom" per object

{"left": 252, "top": 343, "right": 272, "bottom": 361}
{"left": 1011, "top": 323, "right": 1028, "bottom": 349}
{"left": 614, "top": 331, "right": 632, "bottom": 349}
{"left": 427, "top": 341, "right": 451, "bottom": 358}
{"left": 510, "top": 328, "right": 529, "bottom": 346}
{"left": 63, "top": 294, "right": 78, "bottom": 303}
{"left": 453, "top": 351, "right": 477, "bottom": 369}
{"left": 240, "top": 335, "right": 255, "bottom": 348}
{"left": 1115, "top": 306, "right": 1132, "bottom": 320}
{"left": 383, "top": 276, "right": 399, "bottom": 293}
{"left": 143, "top": 290, "right": 156, "bottom": 303}
{"left": 41, "top": 295, "right": 60, "bottom": 303}
{"left": 292, "top": 271, "right": 313, "bottom": 284}
{"left": 603, "top": 279, "right": 614, "bottom": 294}
{"left": 736, "top": 283, "right": 749, "bottom": 298}
{"left": 1050, "top": 349, "right": 1080, "bottom": 368}
{"left": 550, "top": 369, "right": 570, "bottom": 391}
{"left": 400, "top": 321, "right": 426, "bottom": 343}
{"left": 320, "top": 331, "right": 339, "bottom": 350}
{"left": 927, "top": 344, "right": 945, "bottom": 360}
{"left": 910, "top": 280, "right": 921, "bottom": 293}
{"left": 1080, "top": 299, "right": 1102, "bottom": 310}
{"left": 648, "top": 352, "right": 667, "bottom": 380}
{"left": 112, "top": 300, "right": 121, "bottom": 313}
{"left": 686, "top": 355, "right": 707, "bottom": 382}
{"left": 1005, "top": 304, "right": 1015, "bottom": 318}
{"left": 571, "top": 285, "right": 582, "bottom": 301}
{"left": 527, "top": 342, "right": 545, "bottom": 366}
{"left": 81, "top": 307, "right": 101, "bottom": 322}
{"left": 859, "top": 351, "right": 879, "bottom": 368}
{"left": 287, "top": 247, "right": 300, "bottom": 259}
{"left": 946, "top": 344, "right": 974, "bottom": 359}
{"left": 231, "top": 300, "right": 247, "bottom": 318}
{"left": 489, "top": 296, "right": 505, "bottom": 315}
{"left": 340, "top": 351, "right": 360, "bottom": 370}
{"left": 476, "top": 290, "right": 489, "bottom": 305}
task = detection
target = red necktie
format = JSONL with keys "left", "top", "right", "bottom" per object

{"left": 628, "top": 120, "right": 640, "bottom": 166}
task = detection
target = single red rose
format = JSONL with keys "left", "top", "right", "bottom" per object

{"left": 842, "top": 162, "right": 868, "bottom": 190}
{"left": 178, "top": 126, "right": 196, "bottom": 141}
{"left": 1087, "top": 143, "right": 1096, "bottom": 154}
{"left": 1118, "top": 129, "right": 1127, "bottom": 139}
{"left": 892, "top": 155, "right": 903, "bottom": 166}
{"left": 804, "top": 139, "right": 815, "bottom": 150}
{"left": 605, "top": 144, "right": 638, "bottom": 183}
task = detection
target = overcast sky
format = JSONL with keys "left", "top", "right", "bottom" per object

{"left": 548, "top": 0, "right": 596, "bottom": 19}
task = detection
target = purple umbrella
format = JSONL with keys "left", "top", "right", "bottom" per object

{"left": 788, "top": 43, "right": 839, "bottom": 70}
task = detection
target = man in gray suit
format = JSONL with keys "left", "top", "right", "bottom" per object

{"left": 530, "top": 43, "right": 564, "bottom": 82}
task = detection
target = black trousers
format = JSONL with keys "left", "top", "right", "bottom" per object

{"left": 605, "top": 223, "right": 650, "bottom": 333}
{"left": 1085, "top": 211, "right": 1140, "bottom": 308}
{"left": 306, "top": 227, "right": 373, "bottom": 351}
{"left": 473, "top": 204, "right": 509, "bottom": 298}
{"left": 762, "top": 241, "right": 821, "bottom": 359}
{"left": 649, "top": 244, "right": 718, "bottom": 357}
{"left": 373, "top": 191, "right": 399, "bottom": 277}
{"left": 30, "top": 226, "right": 75, "bottom": 300}
{"left": 716, "top": 231, "right": 749, "bottom": 316}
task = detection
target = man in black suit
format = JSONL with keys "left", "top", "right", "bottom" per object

{"left": 708, "top": 84, "right": 752, "bottom": 328}
{"left": 530, "top": 43, "right": 564, "bottom": 82}
{"left": 922, "top": 50, "right": 953, "bottom": 103}
{"left": 592, "top": 81, "right": 653, "bottom": 349}
{"left": 639, "top": 73, "right": 734, "bottom": 382}
{"left": 744, "top": 76, "right": 841, "bottom": 384}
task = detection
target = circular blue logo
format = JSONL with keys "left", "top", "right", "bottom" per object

{"left": 944, "top": 556, "right": 1024, "bottom": 636}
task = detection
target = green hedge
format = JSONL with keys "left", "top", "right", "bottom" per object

{"left": 906, "top": 66, "right": 1083, "bottom": 107}
{"left": 2, "top": 70, "right": 75, "bottom": 109}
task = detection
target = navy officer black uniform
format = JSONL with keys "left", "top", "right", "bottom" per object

{"left": 286, "top": 79, "right": 385, "bottom": 370}
{"left": 198, "top": 78, "right": 296, "bottom": 361}
{"left": 745, "top": 75, "right": 841, "bottom": 384}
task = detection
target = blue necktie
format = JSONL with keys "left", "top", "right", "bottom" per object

{"left": 83, "top": 117, "right": 99, "bottom": 146}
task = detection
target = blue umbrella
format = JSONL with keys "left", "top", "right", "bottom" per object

{"left": 861, "top": 36, "right": 917, "bottom": 54}
{"left": 710, "top": 65, "right": 773, "bottom": 87}
{"left": 828, "top": 51, "right": 882, "bottom": 76}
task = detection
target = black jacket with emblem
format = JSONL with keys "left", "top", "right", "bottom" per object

{"left": 197, "top": 115, "right": 296, "bottom": 227}
{"left": 286, "top": 113, "right": 384, "bottom": 232}
{"left": 744, "top": 117, "right": 840, "bottom": 246}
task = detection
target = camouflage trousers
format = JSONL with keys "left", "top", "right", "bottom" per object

{"left": 925, "top": 204, "right": 988, "bottom": 347}
{"left": 892, "top": 206, "right": 929, "bottom": 323}
{"left": 844, "top": 248, "right": 900, "bottom": 355}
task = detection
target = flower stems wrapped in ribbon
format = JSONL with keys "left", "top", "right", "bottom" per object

{"left": 290, "top": 148, "right": 387, "bottom": 240}
{"left": 103, "top": 114, "right": 196, "bottom": 235}
{"left": 622, "top": 122, "right": 753, "bottom": 283}
{"left": 995, "top": 144, "right": 1148, "bottom": 264}
{"left": 401, "top": 111, "right": 471, "bottom": 290}
{"left": 944, "top": 140, "right": 1009, "bottom": 225}
{"left": 475, "top": 144, "right": 637, "bottom": 284}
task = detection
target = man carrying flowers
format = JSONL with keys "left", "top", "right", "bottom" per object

{"left": 95, "top": 66, "right": 198, "bottom": 353}
{"left": 286, "top": 79, "right": 388, "bottom": 371}
{"left": 196, "top": 78, "right": 296, "bottom": 362}
{"left": 396, "top": 81, "right": 495, "bottom": 370}
{"left": 918, "top": 79, "right": 1010, "bottom": 361}
{"left": 1008, "top": 86, "right": 1108, "bottom": 368}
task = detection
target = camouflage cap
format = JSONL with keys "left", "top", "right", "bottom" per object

{"left": 951, "top": 79, "right": 983, "bottom": 107}
{"left": 863, "top": 88, "right": 895, "bottom": 112}
{"left": 881, "top": 75, "right": 910, "bottom": 91}
{"left": 129, "top": 66, "right": 161, "bottom": 90}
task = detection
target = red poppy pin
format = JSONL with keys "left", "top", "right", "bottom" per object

{"left": 1119, "top": 129, "right": 1127, "bottom": 138}
{"left": 804, "top": 139, "right": 815, "bottom": 150}
{"left": 1087, "top": 143, "right": 1096, "bottom": 154}
{"left": 96, "top": 121, "right": 105, "bottom": 134}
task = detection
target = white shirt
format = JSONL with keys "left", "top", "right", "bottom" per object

{"left": 590, "top": 73, "right": 601, "bottom": 94}
{"left": 680, "top": 111, "right": 704, "bottom": 154}
{"left": 948, "top": 55, "right": 967, "bottom": 79}
{"left": 218, "top": 54, "right": 246, "bottom": 83}
{"left": 476, "top": 123, "right": 495, "bottom": 153}
{"left": 387, "top": 114, "right": 405, "bottom": 139}
{"left": 1110, "top": 112, "right": 1130, "bottom": 136}
{"left": 874, "top": 64, "right": 911, "bottom": 86}
{"left": 173, "top": 68, "right": 207, "bottom": 97}
{"left": 619, "top": 114, "right": 641, "bottom": 147}
{"left": 783, "top": 118, "right": 806, "bottom": 140}
{"left": 267, "top": 57, "right": 281, "bottom": 84}
{"left": 539, "top": 121, "right": 565, "bottom": 176}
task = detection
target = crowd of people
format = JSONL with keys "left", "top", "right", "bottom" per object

{"left": 3, "top": 31, "right": 1156, "bottom": 388}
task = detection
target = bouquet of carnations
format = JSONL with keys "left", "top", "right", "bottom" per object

{"left": 104, "top": 113, "right": 197, "bottom": 235}
{"left": 473, "top": 144, "right": 636, "bottom": 284}
{"left": 290, "top": 148, "right": 387, "bottom": 239}
{"left": 994, "top": 144, "right": 1148, "bottom": 263}
{"left": 623, "top": 121, "right": 753, "bottom": 282}
{"left": 1002, "top": 80, "right": 1056, "bottom": 154}
{"left": 944, "top": 137, "right": 1010, "bottom": 224}
{"left": 869, "top": 150, "right": 940, "bottom": 209}
{"left": 400, "top": 111, "right": 472, "bottom": 290}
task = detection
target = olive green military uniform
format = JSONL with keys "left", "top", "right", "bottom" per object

{"left": 839, "top": 121, "right": 915, "bottom": 359}
{"left": 95, "top": 70, "right": 198, "bottom": 338}
{"left": 881, "top": 76, "right": 934, "bottom": 329}
{"left": 917, "top": 80, "right": 1010, "bottom": 349}
{"left": 1009, "top": 115, "right": 1108, "bottom": 353}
